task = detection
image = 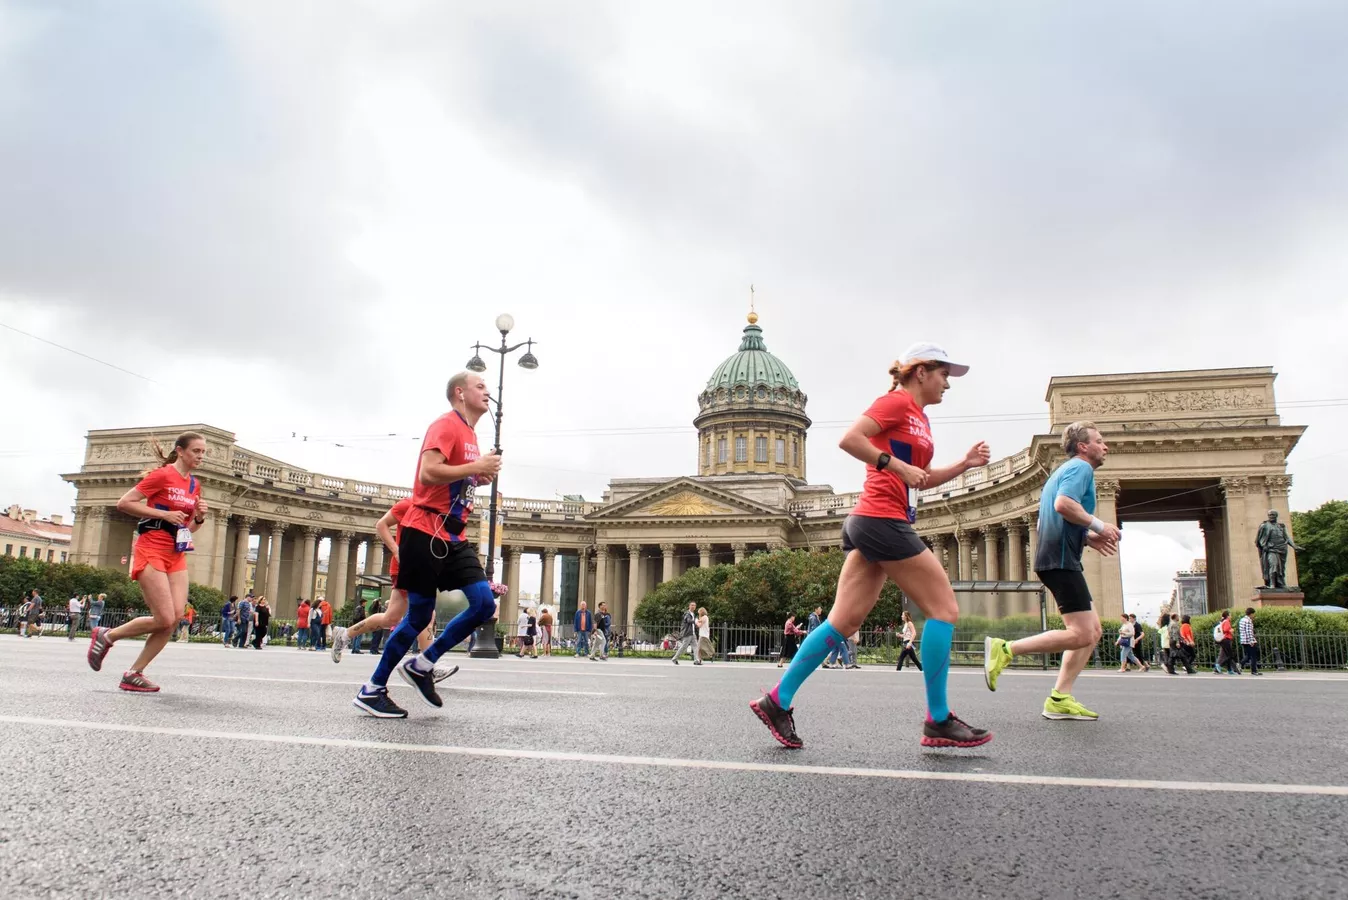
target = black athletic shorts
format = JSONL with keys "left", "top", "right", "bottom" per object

{"left": 841, "top": 514, "right": 928, "bottom": 563}
{"left": 1036, "top": 568, "right": 1093, "bottom": 615}
{"left": 395, "top": 526, "right": 486, "bottom": 599}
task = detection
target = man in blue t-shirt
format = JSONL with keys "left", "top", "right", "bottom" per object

{"left": 982, "top": 421, "right": 1121, "bottom": 722}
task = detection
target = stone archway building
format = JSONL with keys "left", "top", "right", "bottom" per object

{"left": 64, "top": 315, "right": 1304, "bottom": 627}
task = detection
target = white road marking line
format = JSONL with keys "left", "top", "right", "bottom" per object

{"left": 4, "top": 714, "right": 1347, "bottom": 798}
{"left": 175, "top": 674, "right": 604, "bottom": 697}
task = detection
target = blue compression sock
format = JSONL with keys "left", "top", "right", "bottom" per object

{"left": 369, "top": 591, "right": 435, "bottom": 686}
{"left": 771, "top": 621, "right": 843, "bottom": 709}
{"left": 421, "top": 581, "right": 497, "bottom": 664}
{"left": 920, "top": 619, "right": 954, "bottom": 722}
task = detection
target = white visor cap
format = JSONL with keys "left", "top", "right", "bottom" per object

{"left": 899, "top": 342, "right": 969, "bottom": 377}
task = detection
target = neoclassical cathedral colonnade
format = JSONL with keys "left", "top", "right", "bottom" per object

{"left": 62, "top": 316, "right": 1305, "bottom": 628}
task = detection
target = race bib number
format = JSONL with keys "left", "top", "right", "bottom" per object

{"left": 175, "top": 527, "right": 195, "bottom": 553}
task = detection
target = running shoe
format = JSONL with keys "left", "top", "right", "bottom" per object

{"left": 749, "top": 692, "right": 803, "bottom": 749}
{"left": 118, "top": 670, "right": 160, "bottom": 693}
{"left": 397, "top": 659, "right": 443, "bottom": 709}
{"left": 331, "top": 627, "right": 346, "bottom": 664}
{"left": 983, "top": 637, "right": 1012, "bottom": 691}
{"left": 352, "top": 686, "right": 407, "bottom": 719}
{"left": 921, "top": 713, "right": 992, "bottom": 748}
{"left": 1042, "top": 693, "right": 1098, "bottom": 721}
{"left": 87, "top": 627, "right": 113, "bottom": 672}
{"left": 431, "top": 663, "right": 460, "bottom": 684}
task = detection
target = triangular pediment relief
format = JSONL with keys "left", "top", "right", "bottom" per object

{"left": 589, "top": 478, "right": 785, "bottom": 521}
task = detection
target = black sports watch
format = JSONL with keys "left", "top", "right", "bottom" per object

{"left": 875, "top": 452, "right": 891, "bottom": 472}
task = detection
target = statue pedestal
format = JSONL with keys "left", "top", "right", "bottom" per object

{"left": 1253, "top": 589, "right": 1304, "bottom": 609}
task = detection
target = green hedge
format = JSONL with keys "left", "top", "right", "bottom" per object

{"left": 0, "top": 555, "right": 227, "bottom": 619}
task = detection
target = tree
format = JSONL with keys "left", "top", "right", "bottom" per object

{"left": 1292, "top": 500, "right": 1348, "bottom": 607}
{"left": 635, "top": 548, "right": 907, "bottom": 629}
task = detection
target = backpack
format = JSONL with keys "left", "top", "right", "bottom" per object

{"left": 1212, "top": 623, "right": 1224, "bottom": 642}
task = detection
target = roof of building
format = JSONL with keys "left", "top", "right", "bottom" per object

{"left": 0, "top": 515, "right": 72, "bottom": 544}
{"left": 703, "top": 312, "right": 801, "bottom": 393}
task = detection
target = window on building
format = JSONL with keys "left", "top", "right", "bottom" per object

{"left": 793, "top": 439, "right": 799, "bottom": 467}
{"left": 19, "top": 546, "right": 27, "bottom": 557}
{"left": 704, "top": 440, "right": 711, "bottom": 468}
{"left": 717, "top": 438, "right": 727, "bottom": 464}
{"left": 755, "top": 436, "right": 768, "bottom": 463}
{"left": 734, "top": 436, "right": 747, "bottom": 462}
{"left": 775, "top": 438, "right": 786, "bottom": 464}
{"left": 3, "top": 544, "right": 11, "bottom": 557}
{"left": 47, "top": 549, "right": 54, "bottom": 562}
{"left": 60, "top": 551, "right": 68, "bottom": 563}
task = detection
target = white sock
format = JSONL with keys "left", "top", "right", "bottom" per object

{"left": 409, "top": 654, "right": 433, "bottom": 673}
{"left": 362, "top": 682, "right": 381, "bottom": 695}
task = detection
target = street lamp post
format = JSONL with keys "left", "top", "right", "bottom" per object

{"left": 466, "top": 313, "right": 538, "bottom": 659}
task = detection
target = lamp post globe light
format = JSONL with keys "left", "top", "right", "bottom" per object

{"left": 465, "top": 313, "right": 538, "bottom": 658}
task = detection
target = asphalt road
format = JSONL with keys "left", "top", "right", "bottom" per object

{"left": 4, "top": 636, "right": 1348, "bottom": 899}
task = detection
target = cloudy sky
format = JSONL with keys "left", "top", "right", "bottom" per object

{"left": 2, "top": 1, "right": 1345, "bottom": 616}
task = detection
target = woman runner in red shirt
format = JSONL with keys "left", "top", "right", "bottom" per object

{"left": 87, "top": 432, "right": 209, "bottom": 691}
{"left": 751, "top": 343, "right": 993, "bottom": 749}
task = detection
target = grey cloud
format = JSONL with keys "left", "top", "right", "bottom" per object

{"left": 0, "top": 1, "right": 370, "bottom": 361}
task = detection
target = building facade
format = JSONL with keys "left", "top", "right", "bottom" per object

{"left": 1, "top": 505, "right": 73, "bottom": 563}
{"left": 62, "top": 314, "right": 1305, "bottom": 626}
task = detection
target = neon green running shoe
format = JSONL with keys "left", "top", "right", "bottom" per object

{"left": 1042, "top": 693, "right": 1099, "bottom": 721}
{"left": 983, "top": 636, "right": 1012, "bottom": 691}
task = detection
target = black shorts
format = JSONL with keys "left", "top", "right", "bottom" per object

{"left": 841, "top": 515, "right": 928, "bottom": 563}
{"left": 1036, "top": 568, "right": 1094, "bottom": 615}
{"left": 395, "top": 526, "right": 487, "bottom": 599}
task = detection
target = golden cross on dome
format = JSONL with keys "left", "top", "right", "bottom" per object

{"left": 748, "top": 284, "right": 758, "bottom": 324}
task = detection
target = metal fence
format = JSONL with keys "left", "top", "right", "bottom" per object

{"left": 6, "top": 606, "right": 1348, "bottom": 671}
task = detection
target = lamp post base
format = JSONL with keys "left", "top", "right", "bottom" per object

{"left": 469, "top": 619, "right": 501, "bottom": 658}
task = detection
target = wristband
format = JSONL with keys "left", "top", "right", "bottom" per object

{"left": 1088, "top": 517, "right": 1105, "bottom": 535}
{"left": 193, "top": 518, "right": 206, "bottom": 525}
{"left": 875, "top": 452, "right": 891, "bottom": 472}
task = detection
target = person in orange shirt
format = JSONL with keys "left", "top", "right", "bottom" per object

{"left": 295, "top": 599, "right": 312, "bottom": 649}
{"left": 317, "top": 597, "right": 333, "bottom": 651}
{"left": 1178, "top": 615, "right": 1197, "bottom": 674}
{"left": 177, "top": 602, "right": 195, "bottom": 643}
{"left": 87, "top": 432, "right": 209, "bottom": 692}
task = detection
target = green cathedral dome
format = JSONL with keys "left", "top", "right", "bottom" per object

{"left": 703, "top": 313, "right": 801, "bottom": 393}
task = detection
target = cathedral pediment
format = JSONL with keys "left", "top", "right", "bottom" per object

{"left": 588, "top": 478, "right": 785, "bottom": 521}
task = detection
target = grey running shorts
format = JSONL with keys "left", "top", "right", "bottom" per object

{"left": 840, "top": 514, "right": 928, "bottom": 563}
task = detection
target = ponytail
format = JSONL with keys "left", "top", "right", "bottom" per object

{"left": 142, "top": 431, "right": 205, "bottom": 476}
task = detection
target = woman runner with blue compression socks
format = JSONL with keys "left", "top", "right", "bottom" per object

{"left": 750, "top": 343, "right": 993, "bottom": 749}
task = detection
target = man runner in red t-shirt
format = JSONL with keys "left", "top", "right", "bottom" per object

{"left": 353, "top": 371, "right": 502, "bottom": 718}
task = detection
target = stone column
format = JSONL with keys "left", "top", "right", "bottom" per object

{"left": 345, "top": 539, "right": 362, "bottom": 607}
{"left": 505, "top": 547, "right": 523, "bottom": 623}
{"left": 732, "top": 542, "right": 747, "bottom": 564}
{"left": 1025, "top": 514, "right": 1039, "bottom": 583}
{"left": 1093, "top": 480, "right": 1125, "bottom": 619}
{"left": 329, "top": 531, "right": 351, "bottom": 608}
{"left": 1004, "top": 520, "right": 1027, "bottom": 615}
{"left": 206, "top": 511, "right": 229, "bottom": 590}
{"left": 1221, "top": 477, "right": 1257, "bottom": 607}
{"left": 254, "top": 525, "right": 271, "bottom": 598}
{"left": 1266, "top": 475, "right": 1298, "bottom": 586}
{"left": 957, "top": 531, "right": 973, "bottom": 582}
{"left": 264, "top": 522, "right": 287, "bottom": 606}
{"left": 626, "top": 543, "right": 643, "bottom": 629}
{"left": 230, "top": 517, "right": 254, "bottom": 599}
{"left": 982, "top": 528, "right": 1000, "bottom": 581}
{"left": 367, "top": 540, "right": 386, "bottom": 582}
{"left": 299, "top": 526, "right": 320, "bottom": 602}
{"left": 1005, "top": 521, "right": 1026, "bottom": 581}
{"left": 697, "top": 543, "right": 713, "bottom": 568}
{"left": 661, "top": 543, "right": 676, "bottom": 583}
{"left": 541, "top": 548, "right": 557, "bottom": 609}
{"left": 577, "top": 547, "right": 590, "bottom": 610}
{"left": 594, "top": 546, "right": 609, "bottom": 613}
